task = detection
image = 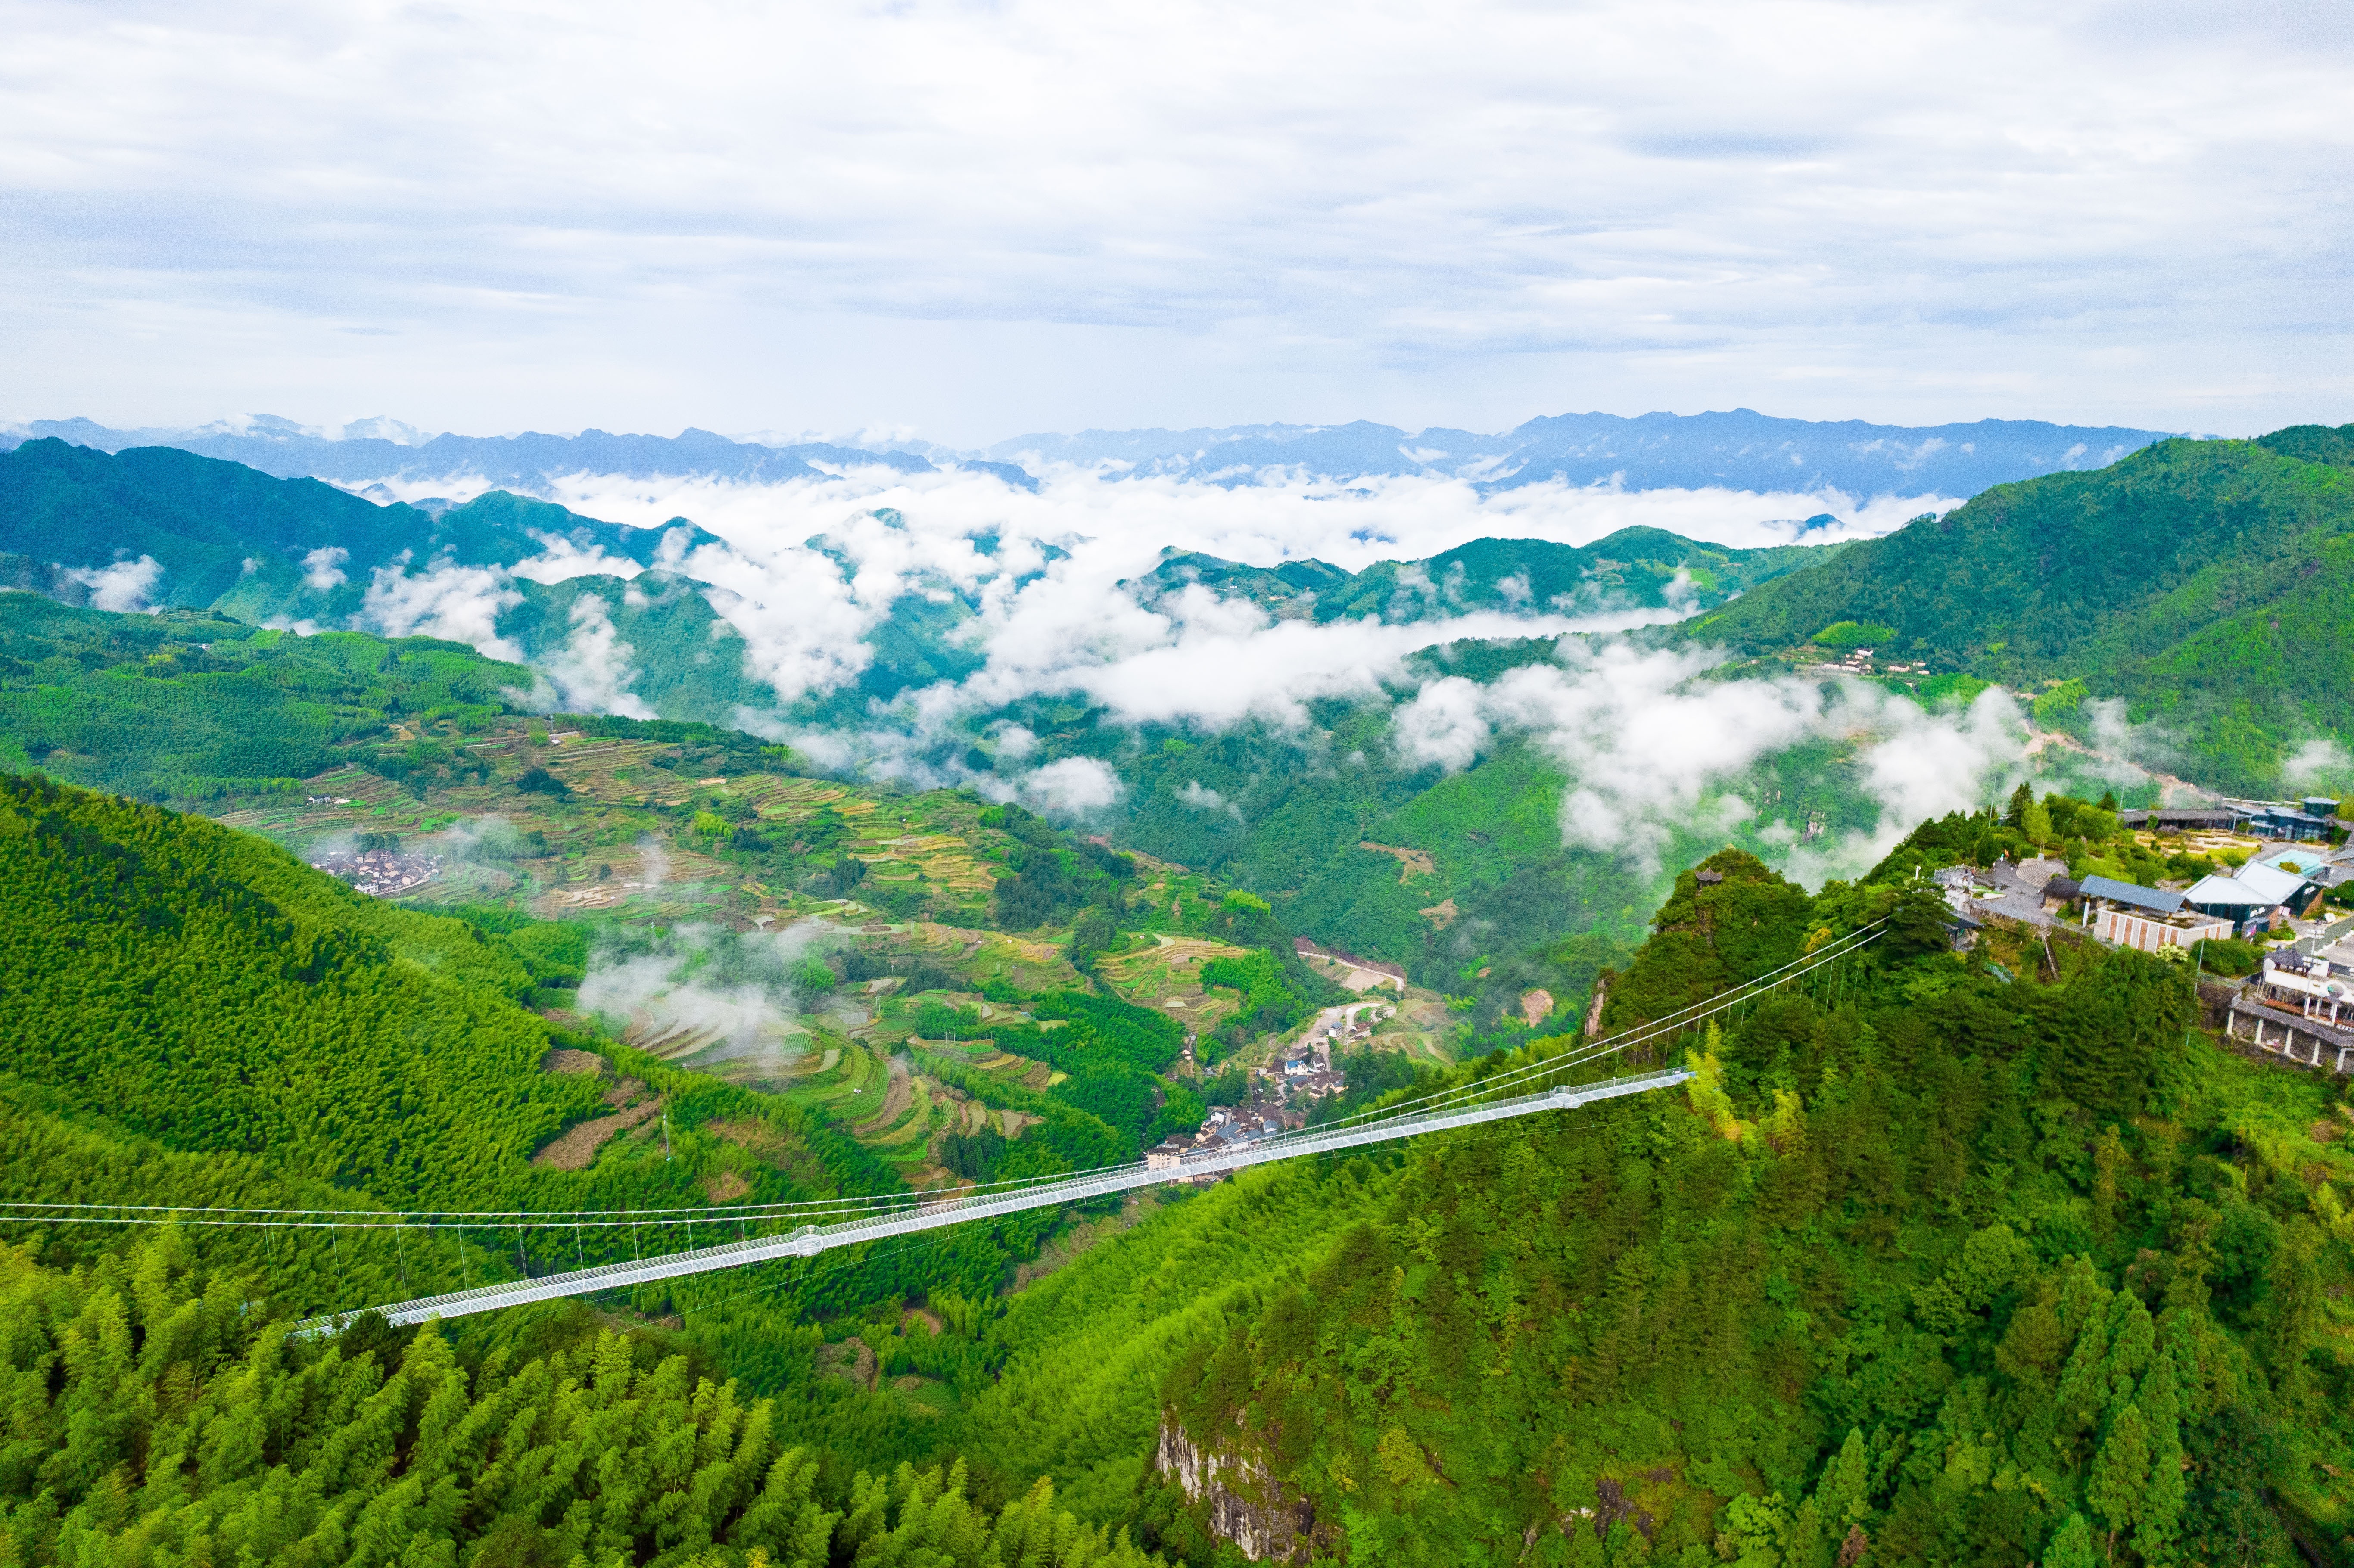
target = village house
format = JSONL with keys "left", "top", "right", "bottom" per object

{"left": 2256, "top": 951, "right": 2352, "bottom": 1031}
{"left": 2224, "top": 797, "right": 2345, "bottom": 843}
{"left": 2039, "top": 875, "right": 2083, "bottom": 913}
{"left": 2115, "top": 807, "right": 2236, "bottom": 834}
{"left": 2076, "top": 874, "right": 2232, "bottom": 953}
{"left": 2181, "top": 859, "right": 2324, "bottom": 937}
{"left": 2226, "top": 944, "right": 2354, "bottom": 1076}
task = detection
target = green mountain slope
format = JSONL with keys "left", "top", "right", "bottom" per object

{"left": 0, "top": 592, "right": 535, "bottom": 797}
{"left": 1133, "top": 529, "right": 1836, "bottom": 625}
{"left": 0, "top": 773, "right": 1108, "bottom": 1333}
{"left": 1686, "top": 426, "right": 2354, "bottom": 790}
{"left": 990, "top": 851, "right": 2351, "bottom": 1565}
{"left": 1, "top": 772, "right": 2349, "bottom": 1565}
{"left": 0, "top": 774, "right": 889, "bottom": 1227}
{"left": 0, "top": 438, "right": 719, "bottom": 623}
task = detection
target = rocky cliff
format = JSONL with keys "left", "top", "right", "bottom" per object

{"left": 1154, "top": 1417, "right": 1340, "bottom": 1564}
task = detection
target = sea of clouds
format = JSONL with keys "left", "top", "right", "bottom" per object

{"left": 337, "top": 460, "right": 2156, "bottom": 884}
{"left": 358, "top": 460, "right": 1949, "bottom": 722}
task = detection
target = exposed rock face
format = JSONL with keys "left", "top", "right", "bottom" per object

{"left": 1155, "top": 1418, "right": 1339, "bottom": 1564}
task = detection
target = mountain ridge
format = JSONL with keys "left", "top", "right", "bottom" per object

{"left": 3, "top": 407, "right": 2179, "bottom": 499}
{"left": 1681, "top": 425, "right": 2354, "bottom": 791}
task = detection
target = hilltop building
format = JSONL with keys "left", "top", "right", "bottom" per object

{"left": 2115, "top": 807, "right": 2236, "bottom": 833}
{"left": 2181, "top": 859, "right": 2326, "bottom": 937}
{"left": 2227, "top": 949, "right": 2354, "bottom": 1075}
{"left": 2076, "top": 874, "right": 2230, "bottom": 952}
{"left": 2115, "top": 797, "right": 2342, "bottom": 841}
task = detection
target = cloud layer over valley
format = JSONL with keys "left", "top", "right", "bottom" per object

{"left": 339, "top": 459, "right": 1954, "bottom": 741}
{"left": 314, "top": 458, "right": 2086, "bottom": 889}
{"left": 1395, "top": 644, "right": 2043, "bottom": 882}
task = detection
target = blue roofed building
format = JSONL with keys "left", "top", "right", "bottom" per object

{"left": 2077, "top": 874, "right": 2232, "bottom": 952}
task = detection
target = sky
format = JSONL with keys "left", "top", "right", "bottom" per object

{"left": 3, "top": 0, "right": 2349, "bottom": 445}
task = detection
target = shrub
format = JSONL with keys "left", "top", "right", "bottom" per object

{"left": 2188, "top": 936, "right": 2264, "bottom": 975}
{"left": 1812, "top": 620, "right": 1896, "bottom": 648}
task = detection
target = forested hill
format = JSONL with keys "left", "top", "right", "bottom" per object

{"left": 0, "top": 437, "right": 719, "bottom": 623}
{"left": 0, "top": 776, "right": 1172, "bottom": 1565}
{"left": 0, "top": 772, "right": 890, "bottom": 1244}
{"left": 1143, "top": 845, "right": 2354, "bottom": 1565}
{"left": 1137, "top": 528, "right": 1833, "bottom": 622}
{"left": 0, "top": 593, "right": 543, "bottom": 799}
{"left": 3, "top": 775, "right": 2352, "bottom": 1564}
{"left": 1682, "top": 424, "right": 2354, "bottom": 789}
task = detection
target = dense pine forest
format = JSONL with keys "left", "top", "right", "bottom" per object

{"left": 1, "top": 769, "right": 2350, "bottom": 1565}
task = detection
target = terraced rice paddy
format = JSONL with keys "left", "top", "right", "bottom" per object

{"left": 1092, "top": 934, "right": 1253, "bottom": 1036}
{"left": 915, "top": 1035, "right": 1060, "bottom": 1092}
{"left": 213, "top": 721, "right": 1336, "bottom": 1193}
{"left": 217, "top": 722, "right": 1065, "bottom": 951}
{"left": 882, "top": 920, "right": 1087, "bottom": 993}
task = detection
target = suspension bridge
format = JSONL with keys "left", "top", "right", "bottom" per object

{"left": 5, "top": 920, "right": 1885, "bottom": 1331}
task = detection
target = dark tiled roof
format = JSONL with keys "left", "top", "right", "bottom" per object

{"left": 2079, "top": 874, "right": 2183, "bottom": 915}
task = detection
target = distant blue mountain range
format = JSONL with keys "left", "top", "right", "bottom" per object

{"left": 0, "top": 416, "right": 947, "bottom": 496}
{"left": 2, "top": 408, "right": 2175, "bottom": 498}
{"left": 985, "top": 409, "right": 2178, "bottom": 496}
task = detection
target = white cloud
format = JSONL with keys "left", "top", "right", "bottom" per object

{"left": 539, "top": 595, "right": 655, "bottom": 719}
{"left": 63, "top": 554, "right": 162, "bottom": 613}
{"left": 509, "top": 536, "right": 647, "bottom": 585}
{"left": 1180, "top": 778, "right": 1243, "bottom": 820}
{"left": 498, "top": 463, "right": 1906, "bottom": 728}
{"left": 2284, "top": 738, "right": 2351, "bottom": 793}
{"left": 1392, "top": 641, "right": 2035, "bottom": 880}
{"left": 1391, "top": 675, "right": 1491, "bottom": 773}
{"left": 355, "top": 554, "right": 525, "bottom": 660}
{"left": 1023, "top": 756, "right": 1124, "bottom": 815}
{"left": 575, "top": 922, "right": 819, "bottom": 1073}
{"left": 301, "top": 544, "right": 349, "bottom": 590}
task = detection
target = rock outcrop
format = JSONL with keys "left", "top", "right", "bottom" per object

{"left": 1155, "top": 1418, "right": 1339, "bottom": 1564}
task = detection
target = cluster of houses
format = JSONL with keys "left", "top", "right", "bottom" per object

{"left": 1146, "top": 1005, "right": 1397, "bottom": 1179}
{"left": 1145, "top": 1100, "right": 1302, "bottom": 1182}
{"left": 1810, "top": 645, "right": 1928, "bottom": 679}
{"left": 2056, "top": 830, "right": 2347, "bottom": 951}
{"left": 2115, "top": 796, "right": 2344, "bottom": 843}
{"left": 1935, "top": 794, "right": 2354, "bottom": 1076}
{"left": 308, "top": 846, "right": 443, "bottom": 897}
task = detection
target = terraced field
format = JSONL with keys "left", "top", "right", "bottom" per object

{"left": 754, "top": 780, "right": 1002, "bottom": 924}
{"left": 206, "top": 717, "right": 1340, "bottom": 1196}
{"left": 1091, "top": 935, "right": 1255, "bottom": 1046}
{"left": 916, "top": 1036, "right": 1061, "bottom": 1093}
{"left": 879, "top": 919, "right": 1086, "bottom": 993}
{"left": 213, "top": 720, "right": 1038, "bottom": 937}
{"left": 858, "top": 978, "right": 1067, "bottom": 1095}
{"left": 747, "top": 1037, "right": 1040, "bottom": 1187}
